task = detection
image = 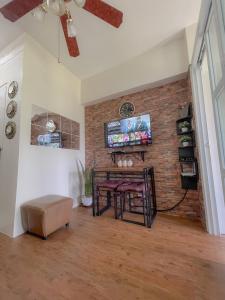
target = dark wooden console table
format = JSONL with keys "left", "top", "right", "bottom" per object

{"left": 92, "top": 167, "right": 157, "bottom": 227}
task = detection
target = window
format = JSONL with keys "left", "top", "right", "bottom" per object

{"left": 216, "top": 89, "right": 225, "bottom": 165}
{"left": 207, "top": 15, "right": 223, "bottom": 89}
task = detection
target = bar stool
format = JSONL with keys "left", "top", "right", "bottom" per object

{"left": 96, "top": 180, "right": 124, "bottom": 218}
{"left": 116, "top": 182, "right": 152, "bottom": 227}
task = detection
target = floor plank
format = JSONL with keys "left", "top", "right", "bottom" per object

{"left": 0, "top": 208, "right": 225, "bottom": 300}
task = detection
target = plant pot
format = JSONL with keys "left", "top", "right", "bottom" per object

{"left": 181, "top": 127, "right": 188, "bottom": 133}
{"left": 81, "top": 195, "right": 93, "bottom": 207}
{"left": 182, "top": 141, "right": 190, "bottom": 147}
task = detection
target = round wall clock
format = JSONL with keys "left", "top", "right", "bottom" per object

{"left": 5, "top": 121, "right": 16, "bottom": 139}
{"left": 6, "top": 100, "right": 17, "bottom": 119}
{"left": 8, "top": 81, "right": 18, "bottom": 99}
{"left": 119, "top": 102, "right": 135, "bottom": 118}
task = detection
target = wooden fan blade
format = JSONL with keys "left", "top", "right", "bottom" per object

{"left": 60, "top": 14, "right": 80, "bottom": 57}
{"left": 83, "top": 0, "right": 123, "bottom": 28}
{"left": 0, "top": 0, "right": 42, "bottom": 22}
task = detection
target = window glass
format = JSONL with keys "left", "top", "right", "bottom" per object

{"left": 216, "top": 89, "right": 225, "bottom": 166}
{"left": 221, "top": 0, "right": 225, "bottom": 26}
{"left": 208, "top": 15, "right": 223, "bottom": 88}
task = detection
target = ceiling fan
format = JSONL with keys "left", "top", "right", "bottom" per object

{"left": 0, "top": 0, "right": 123, "bottom": 58}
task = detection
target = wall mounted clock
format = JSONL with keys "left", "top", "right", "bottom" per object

{"left": 5, "top": 121, "right": 16, "bottom": 139}
{"left": 6, "top": 100, "right": 17, "bottom": 119}
{"left": 8, "top": 81, "right": 18, "bottom": 99}
{"left": 119, "top": 102, "right": 135, "bottom": 118}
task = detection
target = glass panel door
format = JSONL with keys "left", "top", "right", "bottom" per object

{"left": 207, "top": 15, "right": 223, "bottom": 89}
{"left": 206, "top": 5, "right": 225, "bottom": 202}
{"left": 191, "top": 0, "right": 225, "bottom": 234}
{"left": 220, "top": 0, "right": 225, "bottom": 28}
{"left": 216, "top": 90, "right": 225, "bottom": 167}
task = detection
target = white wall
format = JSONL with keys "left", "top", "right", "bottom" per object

{"left": 13, "top": 36, "right": 84, "bottom": 237}
{"left": 0, "top": 46, "right": 23, "bottom": 237}
{"left": 81, "top": 35, "right": 189, "bottom": 104}
{"left": 0, "top": 26, "right": 192, "bottom": 237}
{"left": 185, "top": 23, "right": 198, "bottom": 64}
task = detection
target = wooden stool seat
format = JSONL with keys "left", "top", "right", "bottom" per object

{"left": 117, "top": 182, "right": 145, "bottom": 193}
{"left": 97, "top": 180, "right": 124, "bottom": 190}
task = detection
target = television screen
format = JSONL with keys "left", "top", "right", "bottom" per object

{"left": 105, "top": 114, "right": 152, "bottom": 148}
{"left": 37, "top": 132, "right": 62, "bottom": 148}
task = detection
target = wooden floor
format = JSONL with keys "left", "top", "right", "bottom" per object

{"left": 0, "top": 208, "right": 225, "bottom": 300}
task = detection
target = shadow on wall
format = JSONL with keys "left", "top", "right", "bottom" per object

{"left": 68, "top": 160, "right": 86, "bottom": 207}
{"left": 69, "top": 169, "right": 79, "bottom": 207}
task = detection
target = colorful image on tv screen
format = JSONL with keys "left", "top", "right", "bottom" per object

{"left": 106, "top": 114, "right": 152, "bottom": 148}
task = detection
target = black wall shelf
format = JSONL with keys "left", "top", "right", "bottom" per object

{"left": 178, "top": 145, "right": 195, "bottom": 149}
{"left": 177, "top": 130, "right": 193, "bottom": 136}
{"left": 181, "top": 174, "right": 198, "bottom": 190}
{"left": 177, "top": 103, "right": 198, "bottom": 190}
{"left": 176, "top": 115, "right": 192, "bottom": 123}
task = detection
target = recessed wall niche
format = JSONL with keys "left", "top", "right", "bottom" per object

{"left": 31, "top": 105, "right": 80, "bottom": 150}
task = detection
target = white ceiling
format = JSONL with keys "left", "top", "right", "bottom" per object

{"left": 0, "top": 0, "right": 201, "bottom": 79}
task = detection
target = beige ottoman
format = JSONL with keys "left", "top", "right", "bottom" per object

{"left": 22, "top": 195, "right": 73, "bottom": 240}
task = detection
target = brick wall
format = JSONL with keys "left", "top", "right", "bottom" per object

{"left": 85, "top": 78, "right": 203, "bottom": 220}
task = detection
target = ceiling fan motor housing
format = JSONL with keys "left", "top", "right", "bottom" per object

{"left": 73, "top": 0, "right": 86, "bottom": 8}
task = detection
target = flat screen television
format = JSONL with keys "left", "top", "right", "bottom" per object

{"left": 105, "top": 114, "right": 152, "bottom": 148}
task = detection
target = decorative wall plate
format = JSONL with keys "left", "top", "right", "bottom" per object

{"left": 119, "top": 102, "right": 135, "bottom": 118}
{"left": 46, "top": 120, "right": 56, "bottom": 133}
{"left": 5, "top": 121, "right": 16, "bottom": 139}
{"left": 6, "top": 100, "right": 17, "bottom": 119}
{"left": 8, "top": 81, "right": 18, "bottom": 99}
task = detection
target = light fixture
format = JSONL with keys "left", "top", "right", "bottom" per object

{"left": 73, "top": 0, "right": 86, "bottom": 8}
{"left": 47, "top": 0, "right": 66, "bottom": 16}
{"left": 32, "top": 5, "right": 47, "bottom": 22}
{"left": 66, "top": 10, "right": 77, "bottom": 37}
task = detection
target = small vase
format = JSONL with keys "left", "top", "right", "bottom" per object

{"left": 181, "top": 127, "right": 188, "bottom": 133}
{"left": 122, "top": 160, "right": 128, "bottom": 168}
{"left": 127, "top": 159, "right": 133, "bottom": 167}
{"left": 81, "top": 196, "right": 93, "bottom": 207}
{"left": 117, "top": 160, "right": 123, "bottom": 168}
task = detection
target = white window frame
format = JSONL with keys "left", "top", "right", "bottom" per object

{"left": 191, "top": 0, "right": 225, "bottom": 235}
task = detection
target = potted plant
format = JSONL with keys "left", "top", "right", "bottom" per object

{"left": 180, "top": 135, "right": 192, "bottom": 147}
{"left": 76, "top": 160, "right": 93, "bottom": 207}
{"left": 179, "top": 121, "right": 190, "bottom": 133}
{"left": 82, "top": 168, "right": 93, "bottom": 207}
